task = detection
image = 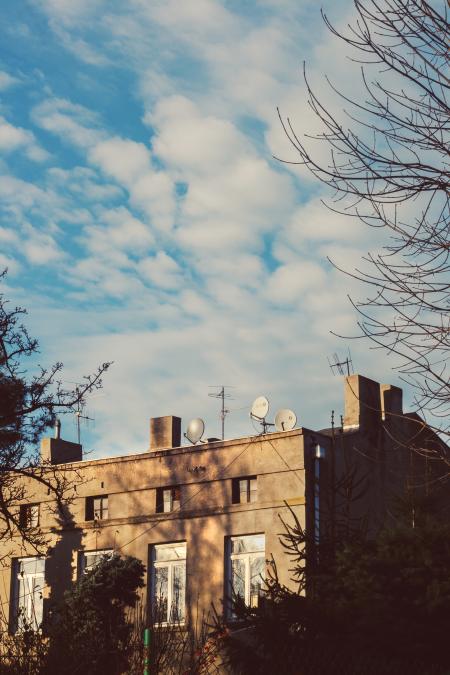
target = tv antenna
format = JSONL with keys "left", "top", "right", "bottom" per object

{"left": 208, "top": 385, "right": 234, "bottom": 440}
{"left": 328, "top": 349, "right": 354, "bottom": 376}
{"left": 184, "top": 418, "right": 206, "bottom": 445}
{"left": 73, "top": 387, "right": 94, "bottom": 445}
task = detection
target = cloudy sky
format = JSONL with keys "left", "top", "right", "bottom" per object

{"left": 0, "top": 0, "right": 403, "bottom": 457}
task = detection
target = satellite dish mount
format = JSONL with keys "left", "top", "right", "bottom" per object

{"left": 250, "top": 397, "right": 298, "bottom": 435}
{"left": 250, "top": 396, "right": 273, "bottom": 434}
{"left": 184, "top": 418, "right": 206, "bottom": 445}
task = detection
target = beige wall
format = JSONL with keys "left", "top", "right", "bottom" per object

{"left": 0, "top": 429, "right": 308, "bottom": 628}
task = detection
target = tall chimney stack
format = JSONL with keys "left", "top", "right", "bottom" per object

{"left": 150, "top": 416, "right": 182, "bottom": 451}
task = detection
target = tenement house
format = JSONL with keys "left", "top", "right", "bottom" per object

{"left": 1, "top": 374, "right": 446, "bottom": 632}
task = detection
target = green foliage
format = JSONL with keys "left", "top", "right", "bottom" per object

{"left": 328, "top": 522, "right": 450, "bottom": 665}
{"left": 218, "top": 518, "right": 450, "bottom": 674}
{"left": 45, "top": 554, "right": 145, "bottom": 675}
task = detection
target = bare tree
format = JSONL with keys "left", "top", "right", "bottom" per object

{"left": 278, "top": 0, "right": 449, "bottom": 462}
{"left": 0, "top": 270, "right": 111, "bottom": 554}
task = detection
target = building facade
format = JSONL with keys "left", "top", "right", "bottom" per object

{"left": 1, "top": 374, "right": 444, "bottom": 633}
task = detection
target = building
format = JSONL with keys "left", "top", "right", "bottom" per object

{"left": 1, "top": 374, "right": 446, "bottom": 634}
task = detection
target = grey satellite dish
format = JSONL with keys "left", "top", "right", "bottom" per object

{"left": 185, "top": 418, "right": 205, "bottom": 444}
{"left": 274, "top": 409, "right": 297, "bottom": 432}
{"left": 251, "top": 396, "right": 269, "bottom": 420}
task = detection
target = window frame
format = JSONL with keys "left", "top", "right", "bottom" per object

{"left": 156, "top": 486, "right": 181, "bottom": 514}
{"left": 227, "top": 533, "right": 265, "bottom": 617}
{"left": 11, "top": 556, "right": 45, "bottom": 633}
{"left": 231, "top": 476, "right": 257, "bottom": 504}
{"left": 151, "top": 542, "right": 186, "bottom": 625}
{"left": 78, "top": 549, "right": 114, "bottom": 577}
{"left": 85, "top": 494, "right": 109, "bottom": 521}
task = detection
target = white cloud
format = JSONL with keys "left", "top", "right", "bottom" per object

{"left": 148, "top": 96, "right": 249, "bottom": 174}
{"left": 31, "top": 0, "right": 104, "bottom": 28}
{"left": 0, "top": 71, "right": 19, "bottom": 91}
{"left": 0, "top": 253, "right": 21, "bottom": 275}
{"left": 138, "top": 251, "right": 183, "bottom": 290}
{"left": 0, "top": 117, "right": 49, "bottom": 161}
{"left": 22, "top": 230, "right": 64, "bottom": 265}
{"left": 267, "top": 260, "right": 327, "bottom": 305}
{"left": 47, "top": 166, "right": 123, "bottom": 202}
{"left": 82, "top": 206, "right": 155, "bottom": 262}
{"left": 32, "top": 97, "right": 105, "bottom": 149}
{"left": 89, "top": 136, "right": 176, "bottom": 232}
{"left": 89, "top": 138, "right": 151, "bottom": 184}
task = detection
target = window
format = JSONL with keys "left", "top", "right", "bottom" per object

{"left": 78, "top": 549, "right": 113, "bottom": 576}
{"left": 85, "top": 495, "right": 108, "bottom": 521}
{"left": 228, "top": 534, "right": 265, "bottom": 615}
{"left": 232, "top": 477, "right": 257, "bottom": 504}
{"left": 156, "top": 486, "right": 181, "bottom": 513}
{"left": 12, "top": 557, "right": 45, "bottom": 632}
{"left": 314, "top": 444, "right": 325, "bottom": 545}
{"left": 151, "top": 542, "right": 186, "bottom": 624}
{"left": 19, "top": 504, "right": 40, "bottom": 529}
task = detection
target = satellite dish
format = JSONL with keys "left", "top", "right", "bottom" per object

{"left": 251, "top": 396, "right": 269, "bottom": 420}
{"left": 274, "top": 409, "right": 297, "bottom": 432}
{"left": 185, "top": 418, "right": 205, "bottom": 444}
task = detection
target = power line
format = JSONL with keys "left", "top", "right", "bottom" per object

{"left": 115, "top": 434, "right": 256, "bottom": 553}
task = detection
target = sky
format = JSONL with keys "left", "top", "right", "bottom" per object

{"left": 0, "top": 0, "right": 407, "bottom": 458}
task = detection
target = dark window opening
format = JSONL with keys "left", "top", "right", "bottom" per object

{"left": 232, "top": 477, "right": 257, "bottom": 504}
{"left": 156, "top": 486, "right": 181, "bottom": 513}
{"left": 19, "top": 504, "right": 40, "bottom": 529}
{"left": 86, "top": 495, "right": 109, "bottom": 521}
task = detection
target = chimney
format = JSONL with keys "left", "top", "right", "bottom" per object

{"left": 380, "top": 383, "right": 403, "bottom": 422}
{"left": 343, "top": 374, "right": 382, "bottom": 431}
{"left": 150, "top": 416, "right": 181, "bottom": 451}
{"left": 40, "top": 437, "right": 82, "bottom": 465}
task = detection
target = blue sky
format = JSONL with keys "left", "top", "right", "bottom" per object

{"left": 0, "top": 0, "right": 403, "bottom": 457}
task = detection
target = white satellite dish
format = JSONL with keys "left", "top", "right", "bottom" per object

{"left": 274, "top": 409, "right": 297, "bottom": 432}
{"left": 251, "top": 396, "right": 269, "bottom": 420}
{"left": 185, "top": 418, "right": 205, "bottom": 444}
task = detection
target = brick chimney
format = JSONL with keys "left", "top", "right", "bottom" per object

{"left": 150, "top": 416, "right": 181, "bottom": 451}
{"left": 380, "top": 383, "right": 403, "bottom": 422}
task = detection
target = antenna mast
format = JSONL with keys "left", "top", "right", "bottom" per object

{"left": 208, "top": 386, "right": 234, "bottom": 440}
{"left": 327, "top": 350, "right": 354, "bottom": 377}
{"left": 74, "top": 387, "right": 94, "bottom": 444}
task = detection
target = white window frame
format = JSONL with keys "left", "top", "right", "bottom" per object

{"left": 228, "top": 534, "right": 265, "bottom": 615}
{"left": 12, "top": 556, "right": 45, "bottom": 632}
{"left": 157, "top": 486, "right": 181, "bottom": 513}
{"left": 240, "top": 477, "right": 257, "bottom": 503}
{"left": 78, "top": 549, "right": 113, "bottom": 576}
{"left": 151, "top": 542, "right": 186, "bottom": 625}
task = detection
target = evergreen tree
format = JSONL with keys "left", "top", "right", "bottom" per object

{"left": 45, "top": 554, "right": 145, "bottom": 675}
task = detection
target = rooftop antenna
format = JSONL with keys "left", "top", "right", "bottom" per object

{"left": 208, "top": 385, "right": 234, "bottom": 440}
{"left": 73, "top": 387, "right": 94, "bottom": 445}
{"left": 327, "top": 349, "right": 354, "bottom": 376}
